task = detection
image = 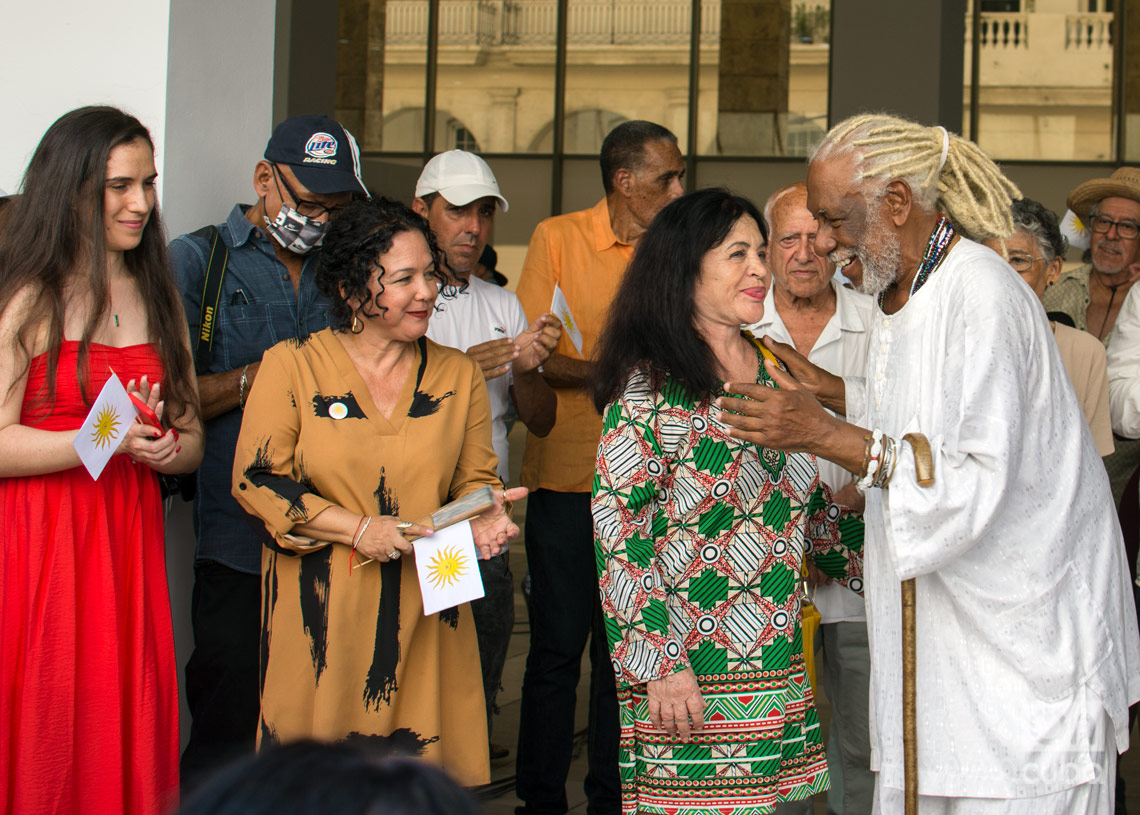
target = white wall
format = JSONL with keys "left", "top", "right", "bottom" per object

{"left": 163, "top": 0, "right": 279, "bottom": 237}
{"left": 0, "top": 2, "right": 171, "bottom": 196}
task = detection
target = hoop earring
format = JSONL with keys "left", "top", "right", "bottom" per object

{"left": 351, "top": 312, "right": 364, "bottom": 334}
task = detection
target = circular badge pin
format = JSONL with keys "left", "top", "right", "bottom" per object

{"left": 329, "top": 401, "right": 349, "bottom": 420}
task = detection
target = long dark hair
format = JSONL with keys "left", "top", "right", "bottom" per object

{"left": 592, "top": 187, "right": 767, "bottom": 412}
{"left": 0, "top": 106, "right": 196, "bottom": 425}
{"left": 316, "top": 197, "right": 444, "bottom": 331}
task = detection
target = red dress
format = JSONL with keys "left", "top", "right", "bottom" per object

{"left": 0, "top": 342, "right": 178, "bottom": 815}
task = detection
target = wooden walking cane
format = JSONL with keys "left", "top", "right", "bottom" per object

{"left": 901, "top": 434, "right": 935, "bottom": 815}
{"left": 901, "top": 578, "right": 918, "bottom": 815}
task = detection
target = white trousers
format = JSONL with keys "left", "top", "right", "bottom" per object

{"left": 873, "top": 713, "right": 1116, "bottom": 815}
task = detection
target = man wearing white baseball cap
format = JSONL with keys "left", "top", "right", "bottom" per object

{"left": 413, "top": 150, "right": 561, "bottom": 760}
{"left": 170, "top": 114, "right": 369, "bottom": 791}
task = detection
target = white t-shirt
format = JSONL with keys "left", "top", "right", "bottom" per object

{"left": 426, "top": 274, "right": 529, "bottom": 484}
{"left": 749, "top": 280, "right": 874, "bottom": 623}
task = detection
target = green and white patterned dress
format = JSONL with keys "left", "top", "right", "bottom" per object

{"left": 592, "top": 355, "right": 862, "bottom": 815}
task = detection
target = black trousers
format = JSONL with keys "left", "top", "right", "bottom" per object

{"left": 470, "top": 551, "right": 515, "bottom": 737}
{"left": 180, "top": 561, "right": 261, "bottom": 795}
{"left": 515, "top": 490, "right": 620, "bottom": 815}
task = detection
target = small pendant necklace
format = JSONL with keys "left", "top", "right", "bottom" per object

{"left": 1092, "top": 271, "right": 1124, "bottom": 341}
{"left": 879, "top": 216, "right": 956, "bottom": 310}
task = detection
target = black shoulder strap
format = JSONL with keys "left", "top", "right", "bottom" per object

{"left": 190, "top": 225, "right": 229, "bottom": 374}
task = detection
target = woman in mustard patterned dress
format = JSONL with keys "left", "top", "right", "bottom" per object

{"left": 232, "top": 198, "right": 524, "bottom": 785}
{"left": 591, "top": 189, "right": 862, "bottom": 815}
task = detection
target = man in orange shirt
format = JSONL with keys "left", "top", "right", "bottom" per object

{"left": 514, "top": 121, "right": 685, "bottom": 815}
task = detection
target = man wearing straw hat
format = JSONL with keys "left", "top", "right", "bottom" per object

{"left": 1044, "top": 167, "right": 1140, "bottom": 345}
{"left": 715, "top": 114, "right": 1140, "bottom": 814}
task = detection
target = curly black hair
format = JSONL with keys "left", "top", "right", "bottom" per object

{"left": 315, "top": 197, "right": 444, "bottom": 331}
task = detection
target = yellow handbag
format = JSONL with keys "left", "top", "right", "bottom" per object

{"left": 801, "top": 579, "right": 822, "bottom": 691}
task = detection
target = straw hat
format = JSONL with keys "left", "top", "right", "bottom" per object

{"left": 1067, "top": 167, "right": 1140, "bottom": 218}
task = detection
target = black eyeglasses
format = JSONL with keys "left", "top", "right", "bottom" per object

{"left": 272, "top": 165, "right": 346, "bottom": 219}
{"left": 1089, "top": 214, "right": 1140, "bottom": 241}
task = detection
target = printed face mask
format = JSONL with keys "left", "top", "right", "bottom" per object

{"left": 263, "top": 204, "right": 329, "bottom": 255}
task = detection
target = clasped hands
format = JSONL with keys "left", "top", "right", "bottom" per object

{"left": 117, "top": 375, "right": 180, "bottom": 467}
{"left": 353, "top": 486, "right": 528, "bottom": 563}
{"left": 466, "top": 313, "right": 562, "bottom": 380}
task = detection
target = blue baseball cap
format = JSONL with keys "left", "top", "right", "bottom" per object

{"left": 264, "top": 114, "right": 369, "bottom": 197}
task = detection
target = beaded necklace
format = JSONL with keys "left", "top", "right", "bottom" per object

{"left": 878, "top": 216, "right": 956, "bottom": 309}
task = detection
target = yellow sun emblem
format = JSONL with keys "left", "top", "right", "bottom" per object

{"left": 426, "top": 545, "right": 468, "bottom": 589}
{"left": 559, "top": 309, "right": 576, "bottom": 336}
{"left": 90, "top": 405, "right": 122, "bottom": 449}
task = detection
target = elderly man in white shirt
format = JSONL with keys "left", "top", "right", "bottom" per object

{"left": 1107, "top": 284, "right": 1140, "bottom": 439}
{"left": 718, "top": 114, "right": 1140, "bottom": 815}
{"left": 748, "top": 181, "right": 874, "bottom": 815}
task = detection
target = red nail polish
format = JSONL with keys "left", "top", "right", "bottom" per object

{"left": 175, "top": 446, "right": 182, "bottom": 453}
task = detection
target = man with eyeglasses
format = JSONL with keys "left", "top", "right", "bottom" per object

{"left": 169, "top": 114, "right": 368, "bottom": 791}
{"left": 1043, "top": 169, "right": 1140, "bottom": 514}
{"left": 1044, "top": 168, "right": 1140, "bottom": 344}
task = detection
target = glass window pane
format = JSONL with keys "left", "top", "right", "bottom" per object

{"left": 432, "top": 0, "right": 558, "bottom": 154}
{"left": 340, "top": 1, "right": 558, "bottom": 154}
{"left": 379, "top": 0, "right": 431, "bottom": 151}
{"left": 563, "top": 0, "right": 697, "bottom": 155}
{"left": 965, "top": 0, "right": 1115, "bottom": 161}
{"left": 698, "top": 0, "right": 831, "bottom": 157}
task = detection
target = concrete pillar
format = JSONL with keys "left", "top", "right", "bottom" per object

{"left": 716, "top": 0, "right": 791, "bottom": 155}
{"left": 276, "top": 0, "right": 341, "bottom": 123}
{"left": 829, "top": 0, "right": 966, "bottom": 133}
{"left": 1123, "top": 0, "right": 1140, "bottom": 161}
{"left": 336, "top": 0, "right": 387, "bottom": 150}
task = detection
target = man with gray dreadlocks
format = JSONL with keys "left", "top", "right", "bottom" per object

{"left": 716, "top": 114, "right": 1140, "bottom": 814}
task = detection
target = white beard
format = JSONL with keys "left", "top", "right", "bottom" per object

{"left": 856, "top": 211, "right": 903, "bottom": 297}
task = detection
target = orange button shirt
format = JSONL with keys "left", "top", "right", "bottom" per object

{"left": 515, "top": 197, "right": 633, "bottom": 493}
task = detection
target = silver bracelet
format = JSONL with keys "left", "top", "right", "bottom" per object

{"left": 239, "top": 364, "right": 250, "bottom": 410}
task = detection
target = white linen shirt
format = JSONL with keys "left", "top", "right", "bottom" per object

{"left": 748, "top": 280, "right": 874, "bottom": 623}
{"left": 1106, "top": 283, "right": 1140, "bottom": 438}
{"left": 845, "top": 239, "right": 1140, "bottom": 801}
{"left": 426, "top": 274, "right": 529, "bottom": 485}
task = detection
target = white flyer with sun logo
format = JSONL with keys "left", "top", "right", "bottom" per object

{"left": 414, "top": 519, "right": 485, "bottom": 615}
{"left": 73, "top": 372, "right": 138, "bottom": 480}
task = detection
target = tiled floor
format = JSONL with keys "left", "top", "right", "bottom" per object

{"left": 485, "top": 427, "right": 1140, "bottom": 814}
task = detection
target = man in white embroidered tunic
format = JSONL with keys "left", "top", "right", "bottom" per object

{"left": 716, "top": 114, "right": 1140, "bottom": 814}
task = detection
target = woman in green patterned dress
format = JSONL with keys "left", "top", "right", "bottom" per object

{"left": 591, "top": 188, "right": 862, "bottom": 815}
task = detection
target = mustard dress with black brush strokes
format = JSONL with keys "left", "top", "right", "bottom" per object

{"left": 232, "top": 327, "right": 500, "bottom": 785}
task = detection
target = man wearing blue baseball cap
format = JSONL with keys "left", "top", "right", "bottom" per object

{"left": 169, "top": 114, "right": 369, "bottom": 791}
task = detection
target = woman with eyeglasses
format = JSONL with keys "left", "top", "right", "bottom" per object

{"left": 985, "top": 198, "right": 1114, "bottom": 456}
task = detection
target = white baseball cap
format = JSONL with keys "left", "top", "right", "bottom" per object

{"left": 415, "top": 150, "right": 509, "bottom": 212}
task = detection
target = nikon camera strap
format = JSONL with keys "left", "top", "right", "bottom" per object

{"left": 190, "top": 226, "right": 229, "bottom": 374}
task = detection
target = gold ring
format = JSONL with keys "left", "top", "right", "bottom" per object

{"left": 395, "top": 521, "right": 413, "bottom": 531}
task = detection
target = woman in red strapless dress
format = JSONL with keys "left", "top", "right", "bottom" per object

{"left": 0, "top": 107, "right": 203, "bottom": 815}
